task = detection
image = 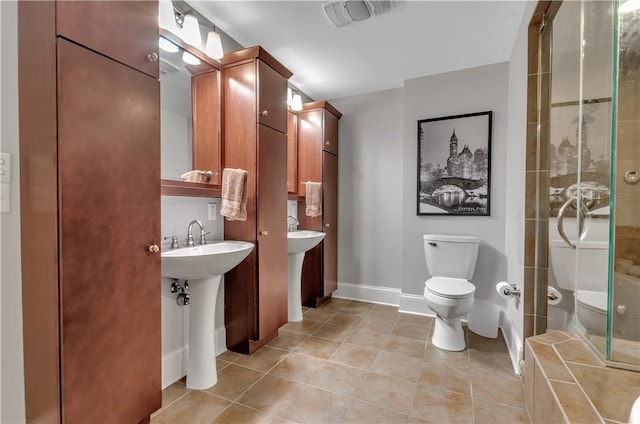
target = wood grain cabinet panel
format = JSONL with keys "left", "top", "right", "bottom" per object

{"left": 287, "top": 111, "right": 298, "bottom": 194}
{"left": 296, "top": 102, "right": 342, "bottom": 306}
{"left": 192, "top": 70, "right": 221, "bottom": 185}
{"left": 56, "top": 1, "right": 159, "bottom": 78}
{"left": 19, "top": 3, "right": 161, "bottom": 422}
{"left": 222, "top": 47, "right": 292, "bottom": 354}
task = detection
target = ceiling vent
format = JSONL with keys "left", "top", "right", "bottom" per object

{"left": 323, "top": 1, "right": 395, "bottom": 27}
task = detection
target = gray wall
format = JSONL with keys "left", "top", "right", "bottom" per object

{"left": 401, "top": 63, "right": 509, "bottom": 303}
{"left": 1, "top": 1, "right": 26, "bottom": 422}
{"left": 331, "top": 89, "right": 404, "bottom": 289}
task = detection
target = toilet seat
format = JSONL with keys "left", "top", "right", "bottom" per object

{"left": 576, "top": 290, "right": 607, "bottom": 313}
{"left": 425, "top": 277, "right": 475, "bottom": 299}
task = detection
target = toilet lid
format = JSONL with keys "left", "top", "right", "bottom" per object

{"left": 425, "top": 277, "right": 475, "bottom": 299}
{"left": 576, "top": 290, "right": 607, "bottom": 313}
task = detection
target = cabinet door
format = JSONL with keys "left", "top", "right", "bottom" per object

{"left": 323, "top": 152, "right": 339, "bottom": 296}
{"left": 193, "top": 70, "right": 221, "bottom": 185}
{"left": 296, "top": 108, "right": 323, "bottom": 197}
{"left": 58, "top": 40, "right": 160, "bottom": 423}
{"left": 287, "top": 111, "right": 297, "bottom": 194}
{"left": 57, "top": 1, "right": 159, "bottom": 78}
{"left": 323, "top": 110, "right": 339, "bottom": 155}
{"left": 257, "top": 60, "right": 288, "bottom": 133}
{"left": 257, "top": 124, "right": 288, "bottom": 340}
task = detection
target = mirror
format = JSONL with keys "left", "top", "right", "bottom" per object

{"left": 159, "top": 30, "right": 222, "bottom": 196}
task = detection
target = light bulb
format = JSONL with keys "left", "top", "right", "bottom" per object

{"left": 205, "top": 31, "right": 224, "bottom": 60}
{"left": 182, "top": 51, "right": 201, "bottom": 66}
{"left": 291, "top": 94, "right": 303, "bottom": 111}
{"left": 159, "top": 37, "right": 179, "bottom": 53}
{"left": 182, "top": 14, "right": 202, "bottom": 47}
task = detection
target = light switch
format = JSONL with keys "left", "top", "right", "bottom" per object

{"left": 0, "top": 153, "right": 11, "bottom": 183}
{"left": 208, "top": 203, "right": 217, "bottom": 220}
{"left": 1, "top": 183, "right": 10, "bottom": 213}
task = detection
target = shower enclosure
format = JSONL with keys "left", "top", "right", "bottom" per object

{"left": 533, "top": 0, "right": 639, "bottom": 370}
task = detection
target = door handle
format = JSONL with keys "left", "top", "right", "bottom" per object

{"left": 557, "top": 196, "right": 589, "bottom": 249}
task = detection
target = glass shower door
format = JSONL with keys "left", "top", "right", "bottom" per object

{"left": 549, "top": 0, "right": 614, "bottom": 356}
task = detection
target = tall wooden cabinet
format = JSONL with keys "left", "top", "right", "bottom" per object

{"left": 19, "top": 2, "right": 161, "bottom": 422}
{"left": 297, "top": 101, "right": 342, "bottom": 306}
{"left": 222, "top": 47, "right": 292, "bottom": 354}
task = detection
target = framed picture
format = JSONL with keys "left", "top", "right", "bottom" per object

{"left": 417, "top": 111, "right": 492, "bottom": 216}
{"left": 549, "top": 98, "right": 611, "bottom": 217}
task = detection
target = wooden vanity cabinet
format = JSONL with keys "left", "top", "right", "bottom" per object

{"left": 19, "top": 2, "right": 161, "bottom": 423}
{"left": 222, "top": 47, "right": 292, "bottom": 354}
{"left": 297, "top": 101, "right": 342, "bottom": 306}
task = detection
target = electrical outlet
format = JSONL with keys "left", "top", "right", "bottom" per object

{"left": 208, "top": 203, "right": 217, "bottom": 220}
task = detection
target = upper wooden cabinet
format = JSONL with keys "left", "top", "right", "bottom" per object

{"left": 296, "top": 101, "right": 342, "bottom": 306}
{"left": 287, "top": 111, "right": 298, "bottom": 193}
{"left": 56, "top": 1, "right": 159, "bottom": 78}
{"left": 192, "top": 70, "right": 221, "bottom": 185}
{"left": 222, "top": 46, "right": 292, "bottom": 354}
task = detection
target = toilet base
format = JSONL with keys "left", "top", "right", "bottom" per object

{"left": 431, "top": 316, "right": 466, "bottom": 352}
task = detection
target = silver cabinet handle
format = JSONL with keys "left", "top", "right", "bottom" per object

{"left": 146, "top": 52, "right": 159, "bottom": 62}
{"left": 260, "top": 110, "right": 269, "bottom": 116}
{"left": 557, "top": 196, "right": 589, "bottom": 249}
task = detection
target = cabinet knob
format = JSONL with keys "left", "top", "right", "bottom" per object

{"left": 260, "top": 110, "right": 269, "bottom": 116}
{"left": 324, "top": 223, "right": 330, "bottom": 228}
{"left": 146, "top": 52, "right": 159, "bottom": 62}
{"left": 259, "top": 230, "right": 269, "bottom": 236}
{"left": 325, "top": 141, "right": 330, "bottom": 145}
{"left": 148, "top": 244, "right": 160, "bottom": 253}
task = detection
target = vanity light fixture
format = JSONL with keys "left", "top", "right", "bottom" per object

{"left": 620, "top": 0, "right": 640, "bottom": 12}
{"left": 159, "top": 37, "right": 179, "bottom": 53}
{"left": 159, "top": 0, "right": 181, "bottom": 35}
{"left": 205, "top": 31, "right": 224, "bottom": 60}
{"left": 182, "top": 51, "right": 201, "bottom": 66}
{"left": 291, "top": 94, "right": 303, "bottom": 111}
{"left": 182, "top": 13, "right": 203, "bottom": 48}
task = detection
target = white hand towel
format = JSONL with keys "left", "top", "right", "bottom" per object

{"left": 181, "top": 170, "right": 202, "bottom": 183}
{"left": 305, "top": 182, "right": 322, "bottom": 218}
{"left": 220, "top": 168, "right": 248, "bottom": 221}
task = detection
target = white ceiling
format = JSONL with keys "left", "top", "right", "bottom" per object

{"left": 192, "top": 1, "right": 531, "bottom": 101}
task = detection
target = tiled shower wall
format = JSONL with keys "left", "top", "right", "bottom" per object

{"left": 524, "top": 1, "right": 558, "bottom": 339}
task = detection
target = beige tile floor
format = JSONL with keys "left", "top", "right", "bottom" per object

{"left": 152, "top": 298, "right": 528, "bottom": 423}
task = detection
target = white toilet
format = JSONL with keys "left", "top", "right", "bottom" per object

{"left": 423, "top": 234, "right": 480, "bottom": 351}
{"left": 550, "top": 239, "right": 608, "bottom": 336}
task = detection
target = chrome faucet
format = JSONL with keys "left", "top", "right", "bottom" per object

{"left": 186, "top": 219, "right": 207, "bottom": 246}
{"left": 287, "top": 215, "right": 299, "bottom": 232}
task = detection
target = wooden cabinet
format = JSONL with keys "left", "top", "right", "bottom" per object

{"left": 19, "top": 3, "right": 161, "bottom": 422}
{"left": 297, "top": 101, "right": 342, "bottom": 306}
{"left": 56, "top": 1, "right": 159, "bottom": 78}
{"left": 192, "top": 70, "right": 222, "bottom": 186}
{"left": 222, "top": 47, "right": 292, "bottom": 354}
{"left": 287, "top": 111, "right": 298, "bottom": 193}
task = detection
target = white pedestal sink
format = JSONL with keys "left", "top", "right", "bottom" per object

{"left": 161, "top": 241, "right": 253, "bottom": 390}
{"left": 287, "top": 231, "right": 326, "bottom": 322}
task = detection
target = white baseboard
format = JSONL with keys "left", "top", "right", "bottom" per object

{"left": 333, "top": 282, "right": 401, "bottom": 306}
{"left": 162, "top": 346, "right": 188, "bottom": 389}
{"left": 499, "top": 310, "right": 523, "bottom": 375}
{"left": 161, "top": 326, "right": 227, "bottom": 389}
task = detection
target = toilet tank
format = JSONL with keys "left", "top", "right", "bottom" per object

{"left": 549, "top": 239, "right": 608, "bottom": 291}
{"left": 423, "top": 234, "right": 480, "bottom": 280}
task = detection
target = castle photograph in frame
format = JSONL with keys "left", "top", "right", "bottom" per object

{"left": 417, "top": 111, "right": 492, "bottom": 216}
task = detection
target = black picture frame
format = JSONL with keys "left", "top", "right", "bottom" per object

{"left": 417, "top": 111, "right": 492, "bottom": 216}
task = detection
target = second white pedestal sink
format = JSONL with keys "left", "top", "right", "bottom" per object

{"left": 287, "top": 231, "right": 325, "bottom": 322}
{"left": 161, "top": 241, "right": 253, "bottom": 390}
